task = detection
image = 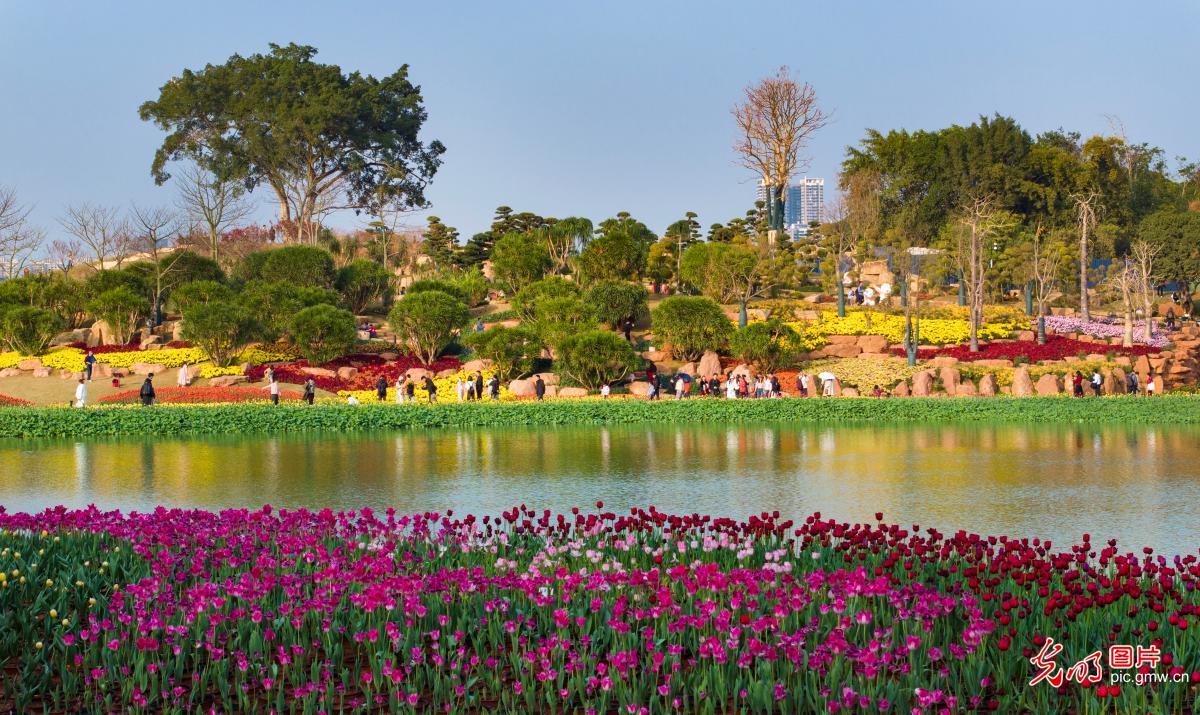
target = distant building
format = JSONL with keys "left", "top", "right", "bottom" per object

{"left": 753, "top": 177, "right": 824, "bottom": 240}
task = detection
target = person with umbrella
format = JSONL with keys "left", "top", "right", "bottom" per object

{"left": 818, "top": 371, "right": 837, "bottom": 397}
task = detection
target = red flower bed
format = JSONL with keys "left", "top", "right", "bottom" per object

{"left": 64, "top": 340, "right": 192, "bottom": 352}
{"left": 0, "top": 393, "right": 32, "bottom": 407}
{"left": 892, "top": 335, "right": 1159, "bottom": 362}
{"left": 245, "top": 353, "right": 461, "bottom": 391}
{"left": 97, "top": 386, "right": 301, "bottom": 404}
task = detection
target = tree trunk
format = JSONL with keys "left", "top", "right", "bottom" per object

{"left": 1123, "top": 311, "right": 1134, "bottom": 347}
{"left": 1144, "top": 295, "right": 1154, "bottom": 342}
{"left": 1037, "top": 313, "right": 1047, "bottom": 345}
{"left": 1079, "top": 227, "right": 1090, "bottom": 321}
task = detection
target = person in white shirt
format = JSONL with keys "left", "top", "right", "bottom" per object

{"left": 177, "top": 362, "right": 190, "bottom": 388}
{"left": 346, "top": 395, "right": 360, "bottom": 405}
{"left": 395, "top": 376, "right": 405, "bottom": 404}
{"left": 600, "top": 383, "right": 611, "bottom": 399}
{"left": 725, "top": 377, "right": 737, "bottom": 400}
{"left": 74, "top": 378, "right": 87, "bottom": 408}
{"left": 674, "top": 376, "right": 685, "bottom": 400}
{"left": 454, "top": 377, "right": 465, "bottom": 403}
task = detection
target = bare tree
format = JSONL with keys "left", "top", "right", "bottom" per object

{"left": 1028, "top": 226, "right": 1064, "bottom": 345}
{"left": 130, "top": 204, "right": 186, "bottom": 323}
{"left": 1104, "top": 262, "right": 1140, "bottom": 348}
{"left": 1130, "top": 239, "right": 1161, "bottom": 341}
{"left": 175, "top": 163, "right": 255, "bottom": 263}
{"left": 1070, "top": 190, "right": 1102, "bottom": 321}
{"left": 59, "top": 203, "right": 123, "bottom": 270}
{"left": 46, "top": 239, "right": 82, "bottom": 275}
{"left": 732, "top": 66, "right": 830, "bottom": 231}
{"left": 953, "top": 196, "right": 1015, "bottom": 352}
{"left": 0, "top": 186, "right": 42, "bottom": 278}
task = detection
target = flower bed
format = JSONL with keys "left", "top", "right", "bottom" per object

{"left": 894, "top": 335, "right": 1158, "bottom": 362}
{"left": 0, "top": 393, "right": 31, "bottom": 406}
{"left": 97, "top": 386, "right": 303, "bottom": 404}
{"left": 802, "top": 357, "right": 924, "bottom": 389}
{"left": 1042, "top": 315, "right": 1170, "bottom": 349}
{"left": 246, "top": 353, "right": 462, "bottom": 392}
{"left": 337, "top": 367, "right": 512, "bottom": 402}
{"left": 788, "top": 311, "right": 1017, "bottom": 350}
{"left": 1, "top": 505, "right": 1196, "bottom": 713}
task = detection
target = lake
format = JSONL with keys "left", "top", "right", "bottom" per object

{"left": 1, "top": 421, "right": 1197, "bottom": 554}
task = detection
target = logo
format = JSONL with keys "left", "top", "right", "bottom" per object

{"left": 1028, "top": 638, "right": 1187, "bottom": 690}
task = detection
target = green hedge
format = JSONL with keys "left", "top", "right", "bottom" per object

{"left": 1, "top": 395, "right": 1198, "bottom": 438}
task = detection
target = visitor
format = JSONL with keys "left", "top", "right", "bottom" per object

{"left": 600, "top": 383, "right": 611, "bottom": 399}
{"left": 1072, "top": 371, "right": 1084, "bottom": 397}
{"left": 424, "top": 375, "right": 437, "bottom": 403}
{"left": 488, "top": 375, "right": 500, "bottom": 400}
{"left": 139, "top": 377, "right": 155, "bottom": 407}
{"left": 724, "top": 375, "right": 737, "bottom": 399}
{"left": 645, "top": 363, "right": 658, "bottom": 387}
{"left": 1125, "top": 371, "right": 1138, "bottom": 395}
{"left": 709, "top": 376, "right": 720, "bottom": 397}
{"left": 474, "top": 372, "right": 484, "bottom": 401}
{"left": 346, "top": 395, "right": 360, "bottom": 405}
{"left": 872, "top": 384, "right": 883, "bottom": 399}
{"left": 771, "top": 375, "right": 781, "bottom": 398}
{"left": 405, "top": 377, "right": 416, "bottom": 403}
{"left": 84, "top": 350, "right": 97, "bottom": 382}
{"left": 454, "top": 376, "right": 466, "bottom": 402}
{"left": 1166, "top": 308, "right": 1177, "bottom": 332}
{"left": 822, "top": 376, "right": 835, "bottom": 397}
{"left": 622, "top": 319, "right": 634, "bottom": 342}
{"left": 1090, "top": 370, "right": 1103, "bottom": 396}
{"left": 74, "top": 378, "right": 87, "bottom": 408}
{"left": 647, "top": 380, "right": 657, "bottom": 401}
{"left": 267, "top": 376, "right": 281, "bottom": 405}
{"left": 474, "top": 318, "right": 485, "bottom": 333}
{"left": 177, "top": 362, "right": 190, "bottom": 388}
{"left": 796, "top": 373, "right": 808, "bottom": 397}
{"left": 1145, "top": 372, "right": 1157, "bottom": 396}
{"left": 110, "top": 377, "right": 121, "bottom": 389}
{"left": 367, "top": 323, "right": 377, "bottom": 339}
{"left": 674, "top": 375, "right": 685, "bottom": 400}
{"left": 302, "top": 377, "right": 316, "bottom": 405}
{"left": 535, "top": 375, "right": 546, "bottom": 401}
{"left": 265, "top": 366, "right": 274, "bottom": 385}
{"left": 375, "top": 375, "right": 388, "bottom": 402}
{"left": 738, "top": 375, "right": 749, "bottom": 398}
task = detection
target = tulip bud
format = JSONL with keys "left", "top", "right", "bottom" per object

{"left": 49, "top": 609, "right": 57, "bottom": 619}
{"left": 35, "top": 641, "right": 43, "bottom": 650}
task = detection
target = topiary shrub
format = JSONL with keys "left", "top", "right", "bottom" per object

{"left": 87, "top": 286, "right": 150, "bottom": 344}
{"left": 407, "top": 279, "right": 468, "bottom": 305}
{"left": 170, "top": 280, "right": 235, "bottom": 314}
{"left": 247, "top": 245, "right": 336, "bottom": 288}
{"left": 447, "top": 268, "right": 489, "bottom": 307}
{"left": 463, "top": 325, "right": 542, "bottom": 381}
{"left": 555, "top": 329, "right": 639, "bottom": 390}
{"left": 650, "top": 296, "right": 732, "bottom": 361}
{"left": 490, "top": 232, "right": 552, "bottom": 294}
{"left": 388, "top": 290, "right": 470, "bottom": 364}
{"left": 511, "top": 276, "right": 581, "bottom": 320}
{"left": 239, "top": 280, "right": 340, "bottom": 341}
{"left": 0, "top": 306, "right": 63, "bottom": 355}
{"left": 290, "top": 304, "right": 359, "bottom": 364}
{"left": 584, "top": 280, "right": 648, "bottom": 327}
{"left": 335, "top": 259, "right": 392, "bottom": 313}
{"left": 180, "top": 301, "right": 261, "bottom": 367}
{"left": 729, "top": 319, "right": 801, "bottom": 372}
{"left": 529, "top": 295, "right": 598, "bottom": 349}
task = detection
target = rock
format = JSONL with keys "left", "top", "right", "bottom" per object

{"left": 404, "top": 368, "right": 432, "bottom": 382}
{"left": 939, "top": 367, "right": 961, "bottom": 396}
{"left": 643, "top": 350, "right": 666, "bottom": 362}
{"left": 828, "top": 335, "right": 858, "bottom": 345}
{"left": 1001, "top": 385, "right": 1012, "bottom": 395}
{"left": 830, "top": 378, "right": 843, "bottom": 397}
{"left": 729, "top": 363, "right": 753, "bottom": 379}
{"left": 1133, "top": 355, "right": 1151, "bottom": 379}
{"left": 18, "top": 358, "right": 42, "bottom": 371}
{"left": 697, "top": 350, "right": 722, "bottom": 378}
{"left": 857, "top": 335, "right": 888, "bottom": 353}
{"left": 1015, "top": 330, "right": 1036, "bottom": 342}
{"left": 1101, "top": 369, "right": 1118, "bottom": 396}
{"left": 893, "top": 380, "right": 910, "bottom": 397}
{"left": 110, "top": 367, "right": 129, "bottom": 378}
{"left": 1113, "top": 356, "right": 1132, "bottom": 367}
{"left": 32, "top": 367, "right": 52, "bottom": 378}
{"left": 301, "top": 367, "right": 337, "bottom": 378}
{"left": 460, "top": 359, "right": 493, "bottom": 373}
{"left": 59, "top": 369, "right": 78, "bottom": 379}
{"left": 92, "top": 363, "right": 112, "bottom": 378}
{"left": 87, "top": 320, "right": 115, "bottom": 347}
{"left": 508, "top": 379, "right": 535, "bottom": 397}
{"left": 543, "top": 385, "right": 559, "bottom": 398}
{"left": 841, "top": 387, "right": 860, "bottom": 397}
{"left": 0, "top": 368, "right": 20, "bottom": 377}
{"left": 557, "top": 387, "right": 589, "bottom": 398}
{"left": 435, "top": 368, "right": 458, "bottom": 378}
{"left": 209, "top": 375, "right": 248, "bottom": 387}
{"left": 978, "top": 373, "right": 997, "bottom": 396}
{"left": 822, "top": 343, "right": 862, "bottom": 359}
{"left": 678, "top": 362, "right": 697, "bottom": 378}
{"left": 130, "top": 362, "right": 166, "bottom": 376}
{"left": 336, "top": 366, "right": 359, "bottom": 381}
{"left": 378, "top": 352, "right": 399, "bottom": 361}
{"left": 171, "top": 322, "right": 185, "bottom": 341}
{"left": 972, "top": 359, "right": 1013, "bottom": 368}
{"left": 912, "top": 371, "right": 933, "bottom": 397}
{"left": 532, "top": 372, "right": 560, "bottom": 386}
{"left": 626, "top": 381, "right": 652, "bottom": 397}
{"left": 1086, "top": 353, "right": 1109, "bottom": 363}
{"left": 804, "top": 374, "right": 821, "bottom": 397}
{"left": 956, "top": 380, "right": 977, "bottom": 397}
{"left": 139, "top": 336, "right": 164, "bottom": 351}
{"left": 929, "top": 356, "right": 959, "bottom": 368}
{"left": 1034, "top": 374, "right": 1060, "bottom": 396}
{"left": 1012, "top": 366, "right": 1034, "bottom": 396}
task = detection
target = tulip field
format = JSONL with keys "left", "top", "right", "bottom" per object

{"left": 1, "top": 504, "right": 1198, "bottom": 713}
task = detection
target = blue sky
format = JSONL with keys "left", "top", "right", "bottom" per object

{"left": 1, "top": 1, "right": 1197, "bottom": 241}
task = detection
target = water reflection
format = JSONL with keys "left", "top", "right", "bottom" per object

{"left": 1, "top": 423, "right": 1198, "bottom": 554}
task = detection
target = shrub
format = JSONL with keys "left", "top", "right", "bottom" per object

{"left": 0, "top": 306, "right": 63, "bottom": 355}
{"left": 490, "top": 232, "right": 552, "bottom": 294}
{"left": 554, "top": 329, "right": 640, "bottom": 390}
{"left": 651, "top": 296, "right": 732, "bottom": 360}
{"left": 170, "top": 280, "right": 234, "bottom": 314}
{"left": 181, "top": 301, "right": 261, "bottom": 367}
{"left": 573, "top": 231, "right": 646, "bottom": 286}
{"left": 239, "top": 280, "right": 339, "bottom": 340}
{"left": 335, "top": 259, "right": 392, "bottom": 313}
{"left": 511, "top": 276, "right": 581, "bottom": 319}
{"left": 289, "top": 305, "right": 359, "bottom": 364}
{"left": 84, "top": 268, "right": 149, "bottom": 301}
{"left": 464, "top": 325, "right": 542, "bottom": 381}
{"left": 729, "top": 320, "right": 800, "bottom": 372}
{"left": 447, "top": 268, "right": 490, "bottom": 307}
{"left": 255, "top": 245, "right": 336, "bottom": 288}
{"left": 388, "top": 290, "right": 470, "bottom": 364}
{"left": 584, "top": 280, "right": 648, "bottom": 327}
{"left": 158, "top": 251, "right": 224, "bottom": 287}
{"left": 529, "top": 295, "right": 597, "bottom": 349}
{"left": 407, "top": 279, "right": 468, "bottom": 305}
{"left": 87, "top": 286, "right": 149, "bottom": 344}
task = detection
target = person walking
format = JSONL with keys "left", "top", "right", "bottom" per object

{"left": 1125, "top": 371, "right": 1138, "bottom": 395}
{"left": 796, "top": 373, "right": 808, "bottom": 397}
{"left": 647, "top": 380, "right": 657, "bottom": 401}
{"left": 488, "top": 375, "right": 500, "bottom": 400}
{"left": 394, "top": 375, "right": 405, "bottom": 404}
{"left": 1145, "top": 372, "right": 1157, "bottom": 396}
{"left": 84, "top": 351, "right": 97, "bottom": 382}
{"left": 674, "top": 375, "right": 685, "bottom": 400}
{"left": 375, "top": 375, "right": 388, "bottom": 402}
{"left": 600, "top": 383, "right": 611, "bottom": 398}
{"left": 74, "top": 378, "right": 87, "bottom": 408}
{"left": 268, "top": 376, "right": 281, "bottom": 405}
{"left": 302, "top": 377, "right": 316, "bottom": 405}
{"left": 177, "top": 362, "right": 190, "bottom": 388}
{"left": 474, "top": 372, "right": 484, "bottom": 401}
{"left": 423, "top": 375, "right": 437, "bottom": 403}
{"left": 405, "top": 377, "right": 416, "bottom": 403}
{"left": 139, "top": 377, "right": 156, "bottom": 407}
{"left": 622, "top": 319, "right": 634, "bottom": 342}
{"left": 1090, "top": 370, "right": 1103, "bottom": 396}
{"left": 454, "top": 376, "right": 466, "bottom": 402}
{"left": 771, "top": 374, "right": 781, "bottom": 398}
{"left": 534, "top": 375, "right": 546, "bottom": 401}
{"left": 725, "top": 375, "right": 737, "bottom": 400}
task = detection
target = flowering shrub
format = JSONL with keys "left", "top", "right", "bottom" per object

{"left": 0, "top": 393, "right": 31, "bottom": 406}
{"left": 237, "top": 344, "right": 300, "bottom": 365}
{"left": 1, "top": 505, "right": 1197, "bottom": 713}
{"left": 198, "top": 364, "right": 244, "bottom": 379}
{"left": 337, "top": 368, "right": 512, "bottom": 402}
{"left": 788, "top": 311, "right": 1017, "bottom": 350}
{"left": 247, "top": 353, "right": 462, "bottom": 392}
{"left": 1043, "top": 315, "right": 1170, "bottom": 349}
{"left": 802, "top": 357, "right": 924, "bottom": 388}
{"left": 896, "top": 335, "right": 1158, "bottom": 362}
{"left": 97, "top": 386, "right": 302, "bottom": 404}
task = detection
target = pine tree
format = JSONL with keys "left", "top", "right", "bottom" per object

{"left": 421, "top": 216, "right": 459, "bottom": 269}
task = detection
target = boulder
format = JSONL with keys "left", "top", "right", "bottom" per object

{"left": 404, "top": 368, "right": 432, "bottom": 382}
{"left": 697, "top": 350, "right": 722, "bottom": 378}
{"left": 32, "top": 367, "right": 52, "bottom": 378}
{"left": 678, "top": 362, "right": 697, "bottom": 378}
{"left": 336, "top": 366, "right": 359, "bottom": 381}
{"left": 1015, "top": 330, "right": 1036, "bottom": 342}
{"left": 1034, "top": 374, "right": 1060, "bottom": 396}
{"left": 508, "top": 379, "right": 535, "bottom": 397}
{"left": 209, "top": 375, "right": 248, "bottom": 387}
{"left": 543, "top": 385, "right": 559, "bottom": 398}
{"left": 59, "top": 369, "right": 79, "bottom": 380}
{"left": 139, "top": 336, "right": 164, "bottom": 351}
{"left": 1101, "top": 369, "right": 1119, "bottom": 396}
{"left": 301, "top": 367, "right": 337, "bottom": 378}
{"left": 378, "top": 352, "right": 399, "bottom": 361}
{"left": 978, "top": 373, "right": 997, "bottom": 397}
{"left": 729, "top": 363, "right": 753, "bottom": 379}
{"left": 626, "top": 381, "right": 653, "bottom": 397}
{"left": 929, "top": 356, "right": 959, "bottom": 368}
{"left": 0, "top": 368, "right": 20, "bottom": 377}
{"left": 171, "top": 321, "right": 185, "bottom": 342}
{"left": 1012, "top": 366, "right": 1034, "bottom": 397}
{"left": 110, "top": 367, "right": 130, "bottom": 378}
{"left": 557, "top": 387, "right": 589, "bottom": 398}
{"left": 87, "top": 320, "right": 115, "bottom": 347}
{"left": 939, "top": 367, "right": 961, "bottom": 397}
{"left": 912, "top": 370, "right": 933, "bottom": 397}
{"left": 436, "top": 368, "right": 459, "bottom": 378}
{"left": 532, "top": 372, "right": 560, "bottom": 386}
{"left": 130, "top": 362, "right": 166, "bottom": 376}
{"left": 643, "top": 350, "right": 667, "bottom": 362}
{"left": 17, "top": 358, "right": 42, "bottom": 371}
{"left": 857, "top": 335, "right": 888, "bottom": 353}
{"left": 841, "top": 387, "right": 860, "bottom": 397}
{"left": 956, "top": 380, "right": 977, "bottom": 397}
{"left": 892, "top": 380, "right": 910, "bottom": 397}
{"left": 828, "top": 335, "right": 858, "bottom": 345}
{"left": 92, "top": 363, "right": 112, "bottom": 378}
{"left": 823, "top": 343, "right": 862, "bottom": 359}
{"left": 460, "top": 359, "right": 493, "bottom": 373}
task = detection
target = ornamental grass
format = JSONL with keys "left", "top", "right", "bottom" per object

{"left": 0, "top": 505, "right": 1196, "bottom": 713}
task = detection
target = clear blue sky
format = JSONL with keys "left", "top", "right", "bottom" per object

{"left": 2, "top": 0, "right": 1196, "bottom": 242}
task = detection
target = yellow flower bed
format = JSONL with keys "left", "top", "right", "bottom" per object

{"left": 338, "top": 369, "right": 514, "bottom": 403}
{"left": 98, "top": 347, "right": 209, "bottom": 369}
{"left": 0, "top": 352, "right": 23, "bottom": 370}
{"left": 237, "top": 345, "right": 299, "bottom": 364}
{"left": 199, "top": 365, "right": 245, "bottom": 379}
{"left": 786, "top": 311, "right": 1016, "bottom": 349}
{"left": 802, "top": 357, "right": 925, "bottom": 389}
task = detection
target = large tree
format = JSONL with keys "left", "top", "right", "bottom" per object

{"left": 174, "top": 163, "right": 255, "bottom": 263}
{"left": 140, "top": 43, "right": 445, "bottom": 244}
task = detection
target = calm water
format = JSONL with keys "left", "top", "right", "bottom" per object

{"left": 1, "top": 422, "right": 1198, "bottom": 554}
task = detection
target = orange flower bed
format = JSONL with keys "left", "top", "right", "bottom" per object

{"left": 97, "top": 386, "right": 302, "bottom": 404}
{"left": 0, "top": 393, "right": 32, "bottom": 407}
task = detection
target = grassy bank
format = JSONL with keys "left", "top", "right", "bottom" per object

{"left": 0, "top": 395, "right": 1197, "bottom": 438}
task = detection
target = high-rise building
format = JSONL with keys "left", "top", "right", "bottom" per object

{"left": 753, "top": 178, "right": 824, "bottom": 239}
